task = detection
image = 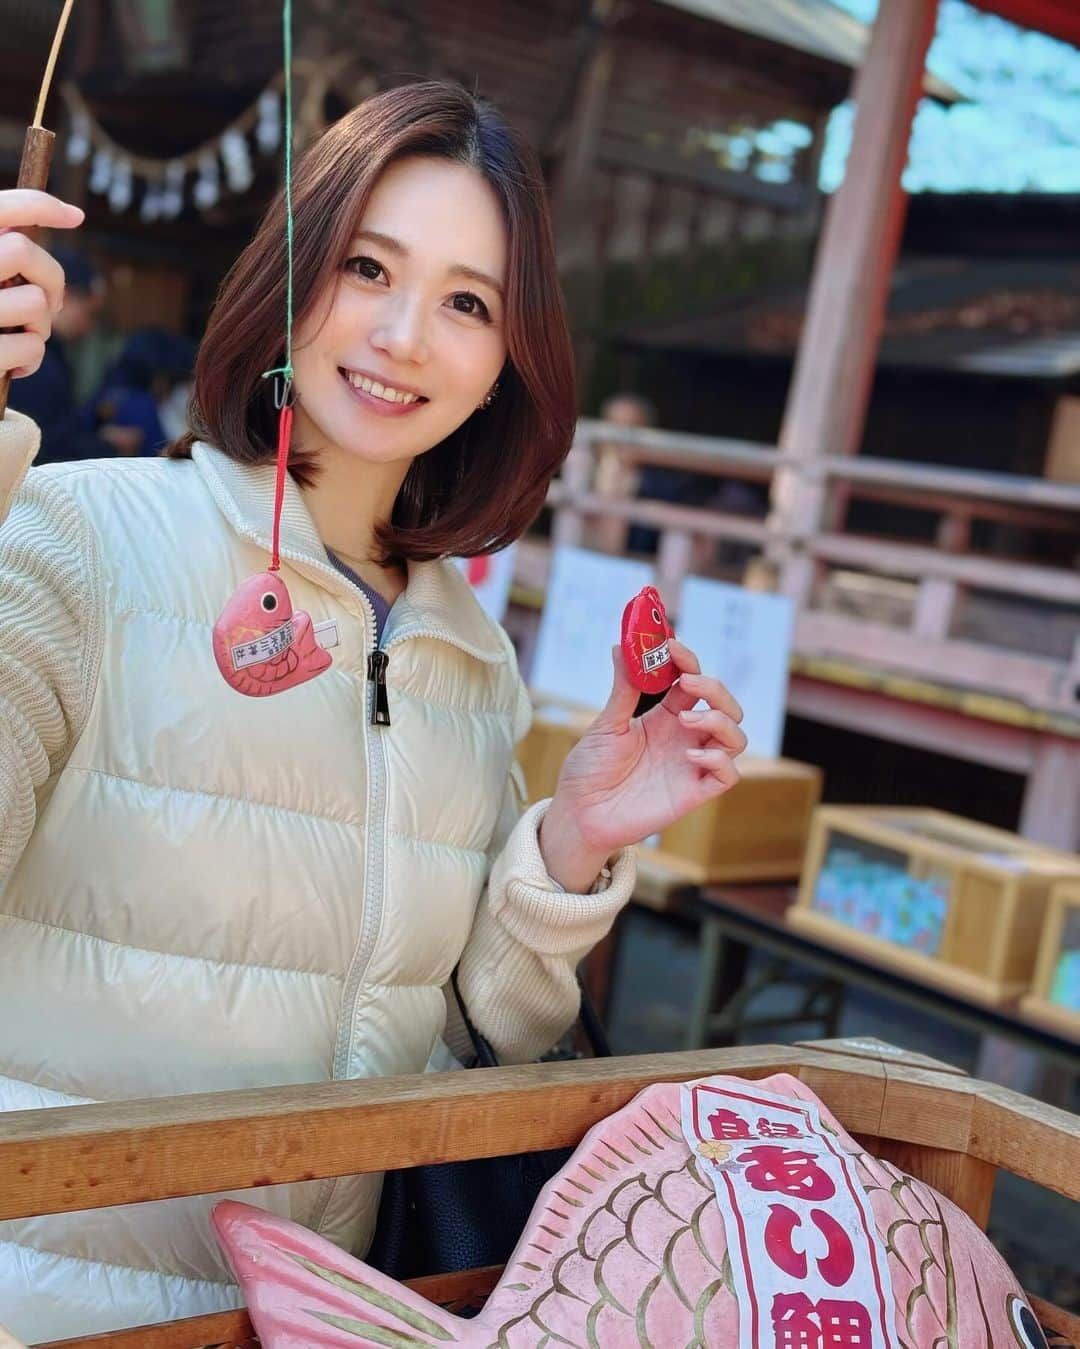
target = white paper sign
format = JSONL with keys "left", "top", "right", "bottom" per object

{"left": 680, "top": 1076, "right": 896, "bottom": 1349}
{"left": 676, "top": 577, "right": 794, "bottom": 758}
{"left": 454, "top": 545, "right": 516, "bottom": 623}
{"left": 530, "top": 546, "right": 653, "bottom": 709}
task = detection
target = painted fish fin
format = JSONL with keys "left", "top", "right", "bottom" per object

{"left": 213, "top": 1200, "right": 463, "bottom": 1347}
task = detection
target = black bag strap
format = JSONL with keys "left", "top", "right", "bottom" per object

{"left": 450, "top": 967, "right": 612, "bottom": 1067}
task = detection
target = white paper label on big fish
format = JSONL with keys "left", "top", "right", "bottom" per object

{"left": 230, "top": 618, "right": 295, "bottom": 671}
{"left": 680, "top": 1076, "right": 895, "bottom": 1349}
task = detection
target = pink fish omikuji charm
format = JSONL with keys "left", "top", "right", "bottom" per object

{"left": 212, "top": 571, "right": 331, "bottom": 697}
{"left": 621, "top": 584, "right": 676, "bottom": 695}
{"left": 212, "top": 1072, "right": 1050, "bottom": 1349}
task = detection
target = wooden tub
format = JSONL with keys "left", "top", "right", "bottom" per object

{"left": 0, "top": 1040, "right": 1075, "bottom": 1348}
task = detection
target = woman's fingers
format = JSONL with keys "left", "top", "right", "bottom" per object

{"left": 0, "top": 230, "right": 67, "bottom": 312}
{"left": 685, "top": 745, "right": 740, "bottom": 790}
{"left": 0, "top": 201, "right": 79, "bottom": 378}
{"left": 0, "top": 282, "right": 52, "bottom": 338}
{"left": 0, "top": 329, "right": 46, "bottom": 380}
{"left": 660, "top": 639, "right": 704, "bottom": 716}
{"left": 0, "top": 188, "right": 84, "bottom": 233}
{"left": 658, "top": 640, "right": 744, "bottom": 727}
{"left": 672, "top": 669, "right": 743, "bottom": 726}
{"left": 678, "top": 706, "right": 748, "bottom": 755}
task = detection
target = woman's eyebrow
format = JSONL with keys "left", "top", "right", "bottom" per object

{"left": 354, "top": 229, "right": 504, "bottom": 299}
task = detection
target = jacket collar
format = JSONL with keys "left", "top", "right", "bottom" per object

{"left": 191, "top": 442, "right": 508, "bottom": 665}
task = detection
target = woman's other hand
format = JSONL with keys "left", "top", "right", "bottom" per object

{"left": 538, "top": 639, "right": 746, "bottom": 891}
{"left": 0, "top": 189, "right": 85, "bottom": 380}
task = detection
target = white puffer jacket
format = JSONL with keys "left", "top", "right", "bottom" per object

{"left": 0, "top": 410, "right": 635, "bottom": 1342}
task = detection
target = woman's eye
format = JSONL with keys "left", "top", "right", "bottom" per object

{"left": 449, "top": 292, "right": 491, "bottom": 321}
{"left": 345, "top": 256, "right": 385, "bottom": 282}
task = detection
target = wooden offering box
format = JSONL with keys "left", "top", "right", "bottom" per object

{"left": 790, "top": 806, "right": 1080, "bottom": 1004}
{"left": 519, "top": 704, "right": 822, "bottom": 882}
{"left": 3, "top": 1042, "right": 1077, "bottom": 1348}
{"left": 1021, "top": 879, "right": 1080, "bottom": 1038}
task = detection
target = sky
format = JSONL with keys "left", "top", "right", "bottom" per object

{"left": 819, "top": 0, "right": 1080, "bottom": 193}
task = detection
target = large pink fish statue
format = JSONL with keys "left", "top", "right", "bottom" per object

{"left": 212, "top": 1072, "right": 1054, "bottom": 1348}
{"left": 212, "top": 571, "right": 331, "bottom": 697}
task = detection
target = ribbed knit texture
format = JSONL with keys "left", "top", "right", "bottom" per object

{"left": 0, "top": 413, "right": 104, "bottom": 883}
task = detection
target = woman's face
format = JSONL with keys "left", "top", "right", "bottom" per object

{"left": 291, "top": 155, "right": 509, "bottom": 467}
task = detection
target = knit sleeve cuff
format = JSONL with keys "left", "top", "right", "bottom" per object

{"left": 0, "top": 409, "right": 40, "bottom": 526}
{"left": 486, "top": 799, "right": 637, "bottom": 957}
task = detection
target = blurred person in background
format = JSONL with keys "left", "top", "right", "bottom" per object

{"left": 88, "top": 328, "right": 197, "bottom": 456}
{"left": 589, "top": 391, "right": 654, "bottom": 553}
{"left": 6, "top": 247, "right": 140, "bottom": 462}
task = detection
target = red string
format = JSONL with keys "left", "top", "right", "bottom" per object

{"left": 269, "top": 402, "right": 293, "bottom": 573}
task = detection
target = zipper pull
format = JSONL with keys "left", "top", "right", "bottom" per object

{"left": 367, "top": 648, "right": 391, "bottom": 727}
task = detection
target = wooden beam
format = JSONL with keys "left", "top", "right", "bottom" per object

{"left": 0, "top": 1048, "right": 890, "bottom": 1222}
{"left": 769, "top": 0, "right": 940, "bottom": 600}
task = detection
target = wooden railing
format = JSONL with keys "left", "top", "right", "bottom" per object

{"left": 536, "top": 418, "right": 1080, "bottom": 718}
{"left": 1, "top": 1043, "right": 1077, "bottom": 1348}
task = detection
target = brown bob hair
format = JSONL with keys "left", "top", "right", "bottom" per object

{"left": 167, "top": 82, "right": 576, "bottom": 562}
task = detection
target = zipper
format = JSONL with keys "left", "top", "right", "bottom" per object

{"left": 312, "top": 580, "right": 390, "bottom": 1234}
{"left": 367, "top": 648, "right": 391, "bottom": 726}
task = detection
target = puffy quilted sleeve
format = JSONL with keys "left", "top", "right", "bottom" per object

{"left": 451, "top": 664, "right": 636, "bottom": 1065}
{"left": 0, "top": 411, "right": 104, "bottom": 884}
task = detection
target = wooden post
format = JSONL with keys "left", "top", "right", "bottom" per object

{"left": 551, "top": 0, "right": 619, "bottom": 264}
{"left": 768, "top": 0, "right": 940, "bottom": 606}
{"left": 912, "top": 511, "right": 970, "bottom": 639}
{"left": 550, "top": 435, "right": 593, "bottom": 551}
{"left": 1019, "top": 734, "right": 1080, "bottom": 851}
{"left": 656, "top": 527, "right": 693, "bottom": 617}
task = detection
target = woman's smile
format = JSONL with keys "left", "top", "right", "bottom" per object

{"left": 337, "top": 366, "right": 429, "bottom": 416}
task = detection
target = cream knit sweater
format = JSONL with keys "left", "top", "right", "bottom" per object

{"left": 0, "top": 407, "right": 636, "bottom": 1340}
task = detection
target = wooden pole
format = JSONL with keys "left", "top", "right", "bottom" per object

{"left": 768, "top": 0, "right": 940, "bottom": 604}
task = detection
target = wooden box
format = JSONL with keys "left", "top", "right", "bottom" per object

{"left": 790, "top": 806, "right": 1080, "bottom": 1004}
{"left": 1021, "top": 879, "right": 1080, "bottom": 1037}
{"left": 518, "top": 705, "right": 823, "bottom": 883}
{"left": 4, "top": 1042, "right": 1077, "bottom": 1348}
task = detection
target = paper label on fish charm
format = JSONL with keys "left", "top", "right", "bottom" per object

{"left": 313, "top": 618, "right": 340, "bottom": 650}
{"left": 230, "top": 618, "right": 295, "bottom": 671}
{"left": 643, "top": 640, "right": 671, "bottom": 673}
{"left": 681, "top": 1076, "right": 895, "bottom": 1349}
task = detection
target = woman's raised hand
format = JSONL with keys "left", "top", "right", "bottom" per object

{"left": 538, "top": 638, "right": 747, "bottom": 891}
{"left": 0, "top": 189, "right": 84, "bottom": 380}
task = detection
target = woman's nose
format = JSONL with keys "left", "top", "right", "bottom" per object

{"left": 370, "top": 295, "right": 429, "bottom": 365}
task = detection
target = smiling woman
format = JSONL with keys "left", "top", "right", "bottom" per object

{"left": 168, "top": 83, "right": 576, "bottom": 566}
{"left": 0, "top": 79, "right": 748, "bottom": 1341}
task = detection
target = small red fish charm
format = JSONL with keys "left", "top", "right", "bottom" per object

{"left": 212, "top": 571, "right": 332, "bottom": 697}
{"left": 621, "top": 584, "right": 676, "bottom": 695}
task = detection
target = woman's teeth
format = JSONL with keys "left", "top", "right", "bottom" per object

{"left": 343, "top": 371, "right": 422, "bottom": 405}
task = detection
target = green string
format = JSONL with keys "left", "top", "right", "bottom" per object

{"left": 262, "top": 0, "right": 294, "bottom": 396}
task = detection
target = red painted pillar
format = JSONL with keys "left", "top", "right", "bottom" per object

{"left": 770, "top": 0, "right": 940, "bottom": 602}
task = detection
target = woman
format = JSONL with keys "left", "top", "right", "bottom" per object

{"left": 0, "top": 83, "right": 746, "bottom": 1339}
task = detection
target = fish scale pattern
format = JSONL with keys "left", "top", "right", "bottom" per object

{"left": 214, "top": 1072, "right": 1052, "bottom": 1349}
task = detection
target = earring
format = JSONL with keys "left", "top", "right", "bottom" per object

{"left": 479, "top": 380, "right": 500, "bottom": 410}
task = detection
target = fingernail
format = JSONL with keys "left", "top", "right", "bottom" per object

{"left": 680, "top": 709, "right": 704, "bottom": 724}
{"left": 687, "top": 747, "right": 705, "bottom": 760}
